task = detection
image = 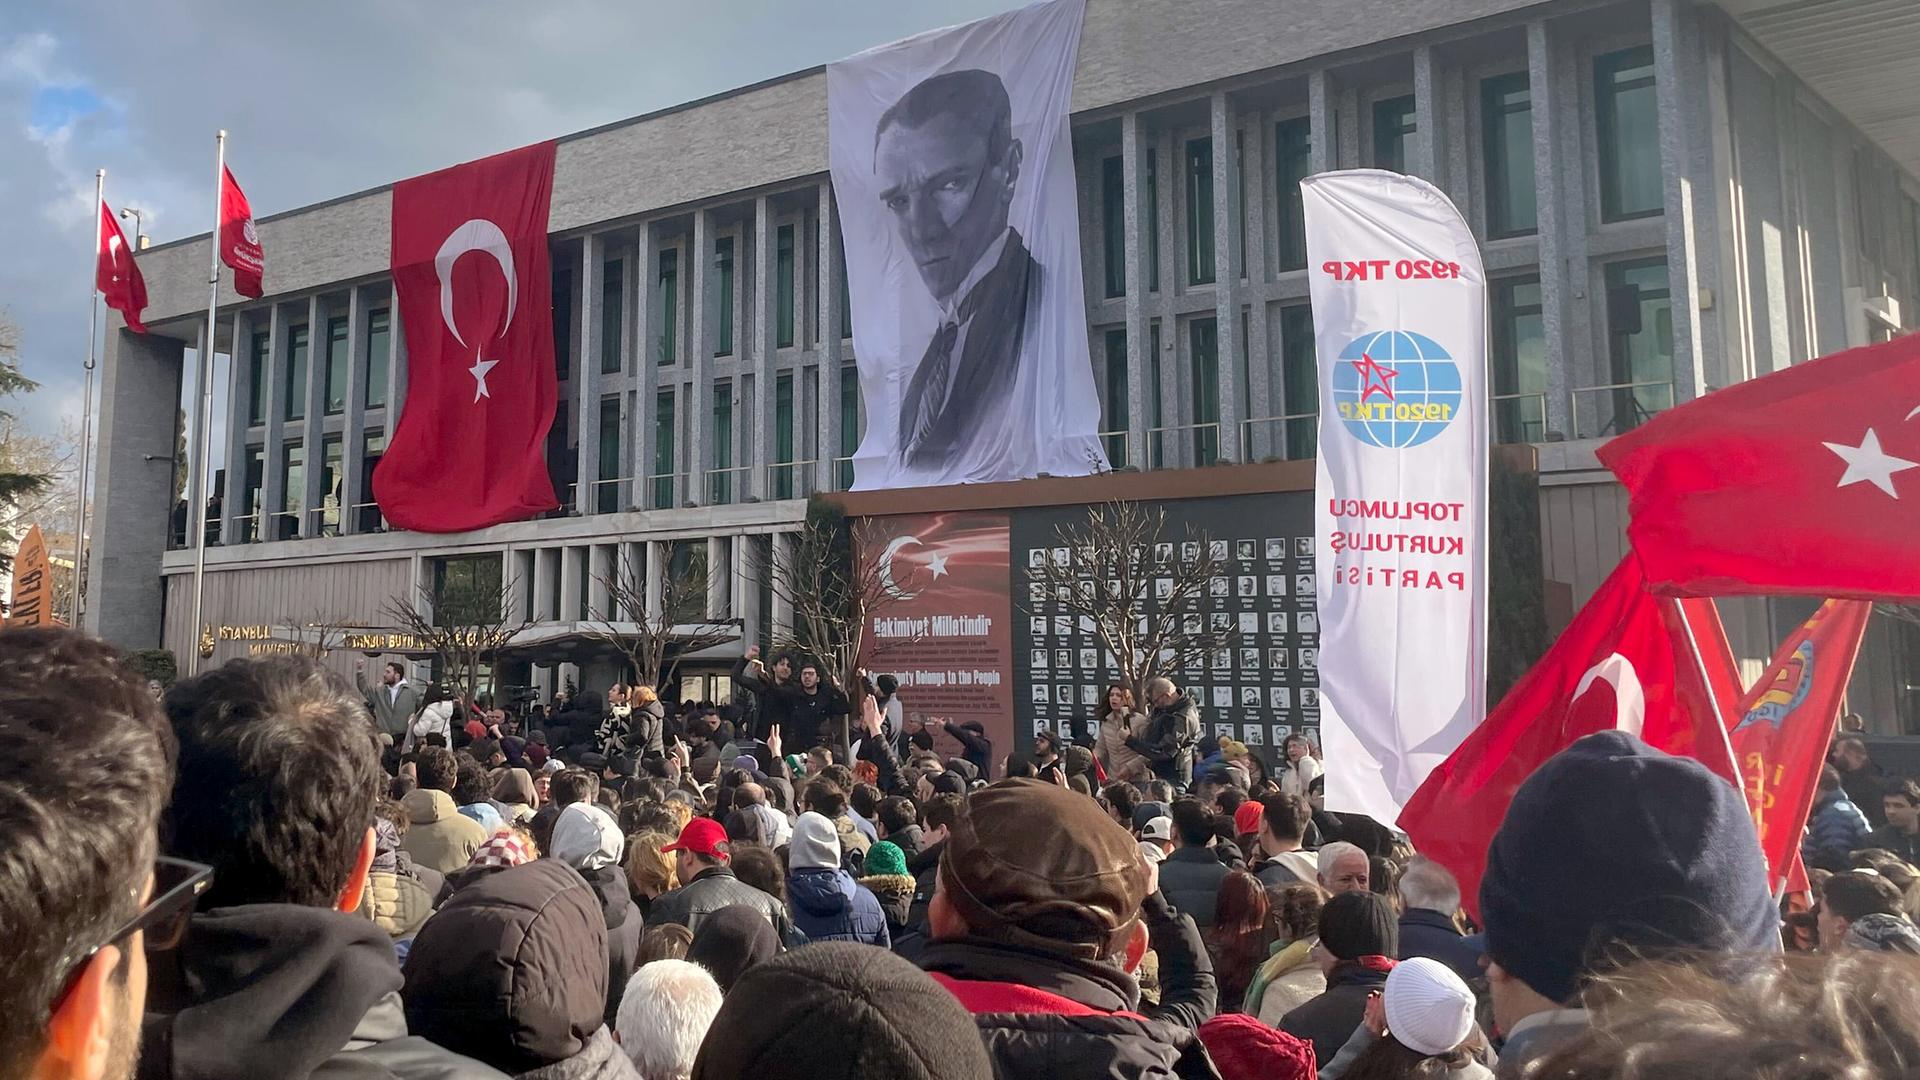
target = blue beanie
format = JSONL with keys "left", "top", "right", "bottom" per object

{"left": 1480, "top": 731, "right": 1775, "bottom": 1004}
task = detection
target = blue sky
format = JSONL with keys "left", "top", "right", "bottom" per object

{"left": 0, "top": 0, "right": 1026, "bottom": 443}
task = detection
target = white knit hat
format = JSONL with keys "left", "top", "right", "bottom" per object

{"left": 1384, "top": 957, "right": 1475, "bottom": 1056}
{"left": 790, "top": 811, "right": 842, "bottom": 872}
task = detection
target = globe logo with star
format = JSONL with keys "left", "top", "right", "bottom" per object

{"left": 1330, "top": 330, "right": 1463, "bottom": 449}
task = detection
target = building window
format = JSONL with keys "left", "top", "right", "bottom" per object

{"left": 715, "top": 236, "right": 735, "bottom": 357}
{"left": 1601, "top": 258, "right": 1674, "bottom": 435}
{"left": 1491, "top": 277, "right": 1547, "bottom": 442}
{"left": 1103, "top": 329, "right": 1128, "bottom": 468}
{"left": 1189, "top": 318, "right": 1219, "bottom": 465}
{"left": 553, "top": 263, "right": 572, "bottom": 382}
{"left": 653, "top": 391, "right": 676, "bottom": 509}
{"left": 1372, "top": 95, "right": 1417, "bottom": 172}
{"left": 323, "top": 317, "right": 348, "bottom": 415}
{"left": 432, "top": 554, "right": 504, "bottom": 638}
{"left": 241, "top": 447, "right": 264, "bottom": 542}
{"left": 284, "top": 325, "right": 309, "bottom": 421}
{"left": 598, "top": 395, "right": 621, "bottom": 513}
{"left": 364, "top": 309, "right": 390, "bottom": 409}
{"left": 1102, "top": 155, "right": 1126, "bottom": 299}
{"left": 280, "top": 441, "right": 303, "bottom": 540}
{"left": 1186, "top": 137, "right": 1215, "bottom": 286}
{"left": 657, "top": 249, "right": 678, "bottom": 365}
{"left": 1482, "top": 73, "right": 1537, "bottom": 238}
{"left": 776, "top": 224, "right": 796, "bottom": 349}
{"left": 359, "top": 432, "right": 384, "bottom": 532}
{"left": 839, "top": 364, "right": 859, "bottom": 490}
{"left": 601, "top": 260, "right": 624, "bottom": 374}
{"left": 1274, "top": 117, "right": 1312, "bottom": 272}
{"left": 774, "top": 370, "right": 795, "bottom": 499}
{"left": 1279, "top": 304, "right": 1317, "bottom": 461}
{"left": 1596, "top": 46, "right": 1662, "bottom": 222}
{"left": 546, "top": 402, "right": 572, "bottom": 510}
{"left": 320, "top": 436, "right": 343, "bottom": 535}
{"left": 247, "top": 331, "right": 268, "bottom": 425}
{"left": 713, "top": 381, "right": 734, "bottom": 504}
{"left": 1146, "top": 149, "right": 1161, "bottom": 293}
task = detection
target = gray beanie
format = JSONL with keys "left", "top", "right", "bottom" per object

{"left": 790, "top": 811, "right": 841, "bottom": 872}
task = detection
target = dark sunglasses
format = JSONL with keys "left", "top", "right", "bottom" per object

{"left": 51, "top": 857, "right": 213, "bottom": 1012}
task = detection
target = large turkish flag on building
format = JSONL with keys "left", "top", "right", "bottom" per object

{"left": 1399, "top": 555, "right": 1740, "bottom": 920}
{"left": 375, "top": 141, "right": 559, "bottom": 533}
{"left": 1727, "top": 599, "right": 1873, "bottom": 889}
{"left": 1598, "top": 334, "right": 1920, "bottom": 601}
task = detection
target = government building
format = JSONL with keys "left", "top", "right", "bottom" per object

{"left": 89, "top": 0, "right": 1920, "bottom": 732}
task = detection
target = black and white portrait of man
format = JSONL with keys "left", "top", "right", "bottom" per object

{"left": 829, "top": 0, "right": 1103, "bottom": 491}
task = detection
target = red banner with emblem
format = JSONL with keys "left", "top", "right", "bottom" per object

{"left": 375, "top": 142, "right": 559, "bottom": 533}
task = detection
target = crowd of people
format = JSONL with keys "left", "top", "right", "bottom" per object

{"left": 7, "top": 626, "right": 1920, "bottom": 1080}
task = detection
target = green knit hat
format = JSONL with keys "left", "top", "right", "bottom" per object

{"left": 865, "top": 840, "right": 908, "bottom": 877}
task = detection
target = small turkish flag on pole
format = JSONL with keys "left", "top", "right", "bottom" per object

{"left": 96, "top": 200, "right": 148, "bottom": 333}
{"left": 1398, "top": 554, "right": 1740, "bottom": 921}
{"left": 219, "top": 164, "right": 264, "bottom": 298}
{"left": 1599, "top": 335, "right": 1920, "bottom": 601}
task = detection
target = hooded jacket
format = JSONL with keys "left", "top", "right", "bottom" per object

{"left": 551, "top": 804, "right": 644, "bottom": 1024}
{"left": 492, "top": 767, "right": 538, "bottom": 825}
{"left": 787, "top": 867, "right": 890, "bottom": 946}
{"left": 402, "top": 861, "right": 638, "bottom": 1080}
{"left": 1130, "top": 696, "right": 1200, "bottom": 788}
{"left": 139, "top": 903, "right": 506, "bottom": 1080}
{"left": 400, "top": 788, "right": 490, "bottom": 877}
{"left": 920, "top": 937, "right": 1218, "bottom": 1080}
{"left": 858, "top": 871, "right": 918, "bottom": 941}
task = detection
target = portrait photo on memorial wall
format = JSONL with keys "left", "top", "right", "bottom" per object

{"left": 828, "top": 0, "right": 1102, "bottom": 491}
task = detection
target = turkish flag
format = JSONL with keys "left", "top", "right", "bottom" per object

{"left": 1598, "top": 334, "right": 1920, "bottom": 601}
{"left": 219, "top": 166, "right": 265, "bottom": 298}
{"left": 374, "top": 141, "right": 559, "bottom": 533}
{"left": 1399, "top": 554, "right": 1740, "bottom": 920}
{"left": 96, "top": 202, "right": 148, "bottom": 334}
{"left": 1727, "top": 599, "right": 1873, "bottom": 890}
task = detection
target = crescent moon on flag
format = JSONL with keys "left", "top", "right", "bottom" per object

{"left": 435, "top": 219, "right": 518, "bottom": 350}
{"left": 1573, "top": 653, "right": 1646, "bottom": 739}
{"left": 878, "top": 535, "right": 924, "bottom": 601}
{"left": 1906, "top": 403, "right": 1920, "bottom": 422}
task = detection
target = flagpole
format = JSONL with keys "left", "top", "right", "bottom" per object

{"left": 72, "top": 169, "right": 103, "bottom": 627}
{"left": 188, "top": 131, "right": 225, "bottom": 675}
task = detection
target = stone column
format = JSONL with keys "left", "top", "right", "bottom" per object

{"left": 750, "top": 196, "right": 776, "bottom": 500}
{"left": 816, "top": 183, "right": 845, "bottom": 493}
{"left": 85, "top": 324, "right": 184, "bottom": 647}
{"left": 1411, "top": 46, "right": 1442, "bottom": 183}
{"left": 221, "top": 308, "right": 253, "bottom": 544}
{"left": 1120, "top": 112, "right": 1150, "bottom": 471}
{"left": 634, "top": 224, "right": 659, "bottom": 500}
{"left": 576, "top": 235, "right": 606, "bottom": 513}
{"left": 342, "top": 287, "right": 368, "bottom": 534}
{"left": 260, "top": 304, "right": 288, "bottom": 538}
{"left": 688, "top": 212, "right": 713, "bottom": 506}
{"left": 1210, "top": 92, "right": 1245, "bottom": 464}
{"left": 707, "top": 536, "right": 731, "bottom": 620}
{"left": 1527, "top": 20, "right": 1574, "bottom": 439}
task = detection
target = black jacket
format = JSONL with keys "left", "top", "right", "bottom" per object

{"left": 1158, "top": 846, "right": 1230, "bottom": 928}
{"left": 1279, "top": 959, "right": 1391, "bottom": 1065}
{"left": 579, "top": 864, "right": 644, "bottom": 1024}
{"left": 944, "top": 720, "right": 994, "bottom": 779}
{"left": 648, "top": 865, "right": 795, "bottom": 941}
{"left": 1130, "top": 696, "right": 1199, "bottom": 788}
{"left": 140, "top": 903, "right": 506, "bottom": 1080}
{"left": 1865, "top": 823, "right": 1920, "bottom": 866}
{"left": 908, "top": 837, "right": 945, "bottom": 933}
{"left": 1398, "top": 907, "right": 1481, "bottom": 984}
{"left": 730, "top": 657, "right": 791, "bottom": 739}
{"left": 786, "top": 685, "right": 851, "bottom": 750}
{"left": 918, "top": 935, "right": 1219, "bottom": 1080}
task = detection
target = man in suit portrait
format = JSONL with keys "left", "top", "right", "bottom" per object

{"left": 874, "top": 68, "right": 1040, "bottom": 476}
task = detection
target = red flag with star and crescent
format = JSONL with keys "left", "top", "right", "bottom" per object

{"left": 1598, "top": 334, "right": 1920, "bottom": 601}
{"left": 96, "top": 201, "right": 148, "bottom": 334}
{"left": 374, "top": 141, "right": 559, "bottom": 533}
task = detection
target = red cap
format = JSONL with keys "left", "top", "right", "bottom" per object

{"left": 662, "top": 816, "right": 729, "bottom": 857}
{"left": 1234, "top": 800, "right": 1265, "bottom": 837}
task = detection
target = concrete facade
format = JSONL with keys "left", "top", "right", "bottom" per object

{"left": 90, "top": 0, "right": 1920, "bottom": 723}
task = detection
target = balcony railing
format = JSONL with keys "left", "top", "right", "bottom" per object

{"left": 1569, "top": 380, "right": 1674, "bottom": 441}
{"left": 647, "top": 471, "right": 689, "bottom": 510}
{"left": 833, "top": 455, "right": 856, "bottom": 491}
{"left": 766, "top": 459, "right": 819, "bottom": 501}
{"left": 1147, "top": 422, "right": 1224, "bottom": 468}
{"left": 1492, "top": 392, "right": 1551, "bottom": 444}
{"left": 589, "top": 476, "right": 635, "bottom": 514}
{"left": 1238, "top": 413, "right": 1318, "bottom": 463}
{"left": 705, "top": 465, "right": 753, "bottom": 506}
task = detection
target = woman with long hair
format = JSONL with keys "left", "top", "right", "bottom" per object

{"left": 1204, "top": 870, "right": 1274, "bottom": 1013}
{"left": 1095, "top": 683, "right": 1150, "bottom": 782}
{"left": 1246, "top": 882, "right": 1328, "bottom": 1026}
{"left": 1277, "top": 733, "right": 1324, "bottom": 798}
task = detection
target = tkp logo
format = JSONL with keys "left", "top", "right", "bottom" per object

{"left": 1330, "top": 330, "right": 1463, "bottom": 449}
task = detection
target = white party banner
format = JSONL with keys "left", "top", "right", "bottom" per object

{"left": 1302, "top": 170, "right": 1489, "bottom": 825}
{"left": 828, "top": 0, "right": 1106, "bottom": 491}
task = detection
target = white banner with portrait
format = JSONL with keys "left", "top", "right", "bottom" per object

{"left": 1302, "top": 170, "right": 1489, "bottom": 827}
{"left": 828, "top": 0, "right": 1105, "bottom": 491}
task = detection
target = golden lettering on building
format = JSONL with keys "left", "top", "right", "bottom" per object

{"left": 246, "top": 641, "right": 305, "bottom": 656}
{"left": 217, "top": 624, "right": 275, "bottom": 641}
{"left": 343, "top": 631, "right": 424, "bottom": 651}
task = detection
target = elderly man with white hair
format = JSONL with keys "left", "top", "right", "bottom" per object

{"left": 615, "top": 960, "right": 724, "bottom": 1080}
{"left": 1316, "top": 841, "right": 1370, "bottom": 896}
{"left": 1394, "top": 855, "right": 1482, "bottom": 981}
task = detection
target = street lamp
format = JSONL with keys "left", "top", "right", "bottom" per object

{"left": 119, "top": 206, "right": 148, "bottom": 250}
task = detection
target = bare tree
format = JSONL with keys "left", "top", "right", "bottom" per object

{"left": 757, "top": 498, "right": 927, "bottom": 746}
{"left": 1024, "top": 500, "right": 1240, "bottom": 706}
{"left": 584, "top": 546, "right": 736, "bottom": 691}
{"left": 382, "top": 577, "right": 535, "bottom": 706}
{"left": 289, "top": 611, "right": 356, "bottom": 660}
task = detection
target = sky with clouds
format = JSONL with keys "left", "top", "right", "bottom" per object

{"left": 0, "top": 0, "right": 1025, "bottom": 439}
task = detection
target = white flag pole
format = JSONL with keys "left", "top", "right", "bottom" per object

{"left": 71, "top": 168, "right": 103, "bottom": 626}
{"left": 187, "top": 131, "right": 225, "bottom": 675}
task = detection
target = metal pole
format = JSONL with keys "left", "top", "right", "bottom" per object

{"left": 188, "top": 131, "right": 225, "bottom": 675}
{"left": 72, "top": 169, "right": 103, "bottom": 627}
